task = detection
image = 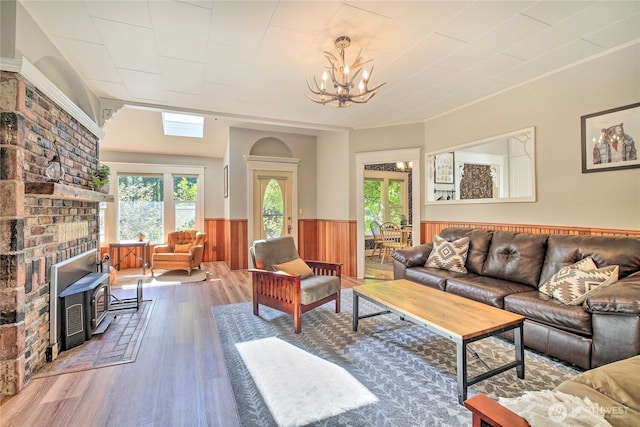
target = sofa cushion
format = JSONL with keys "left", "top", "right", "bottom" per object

{"left": 504, "top": 291, "right": 592, "bottom": 335}
{"left": 152, "top": 252, "right": 192, "bottom": 263}
{"left": 445, "top": 275, "right": 533, "bottom": 308}
{"left": 540, "top": 234, "right": 640, "bottom": 283}
{"left": 300, "top": 275, "right": 340, "bottom": 305}
{"left": 175, "top": 243, "right": 193, "bottom": 253}
{"left": 539, "top": 259, "right": 619, "bottom": 305}
{"left": 482, "top": 231, "right": 548, "bottom": 288}
{"left": 440, "top": 228, "right": 493, "bottom": 274}
{"left": 392, "top": 243, "right": 432, "bottom": 267}
{"left": 404, "top": 266, "right": 464, "bottom": 291}
{"left": 273, "top": 258, "right": 314, "bottom": 279}
{"left": 425, "top": 235, "right": 470, "bottom": 273}
{"left": 557, "top": 355, "right": 640, "bottom": 415}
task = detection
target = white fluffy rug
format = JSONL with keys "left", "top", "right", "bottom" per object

{"left": 235, "top": 337, "right": 378, "bottom": 427}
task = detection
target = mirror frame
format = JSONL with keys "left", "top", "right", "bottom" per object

{"left": 425, "top": 127, "right": 536, "bottom": 205}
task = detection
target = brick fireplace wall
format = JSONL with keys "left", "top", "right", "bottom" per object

{"left": 0, "top": 71, "right": 102, "bottom": 396}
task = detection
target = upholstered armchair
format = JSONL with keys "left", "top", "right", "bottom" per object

{"left": 151, "top": 231, "right": 206, "bottom": 276}
{"left": 250, "top": 235, "right": 342, "bottom": 333}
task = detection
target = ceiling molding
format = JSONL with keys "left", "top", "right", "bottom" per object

{"left": 1, "top": 56, "right": 105, "bottom": 139}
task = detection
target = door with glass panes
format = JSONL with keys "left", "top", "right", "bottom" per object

{"left": 253, "top": 171, "right": 292, "bottom": 241}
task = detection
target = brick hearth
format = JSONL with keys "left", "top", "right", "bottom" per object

{"left": 0, "top": 70, "right": 104, "bottom": 396}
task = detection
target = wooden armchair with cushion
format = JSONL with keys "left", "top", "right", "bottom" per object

{"left": 151, "top": 230, "right": 206, "bottom": 276}
{"left": 249, "top": 235, "right": 342, "bottom": 333}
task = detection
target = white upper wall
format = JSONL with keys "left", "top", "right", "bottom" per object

{"left": 316, "top": 130, "right": 350, "bottom": 220}
{"left": 422, "top": 42, "right": 640, "bottom": 229}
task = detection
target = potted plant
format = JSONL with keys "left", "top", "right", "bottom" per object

{"left": 90, "top": 163, "right": 111, "bottom": 192}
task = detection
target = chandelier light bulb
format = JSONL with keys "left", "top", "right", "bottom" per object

{"left": 306, "top": 35, "right": 386, "bottom": 107}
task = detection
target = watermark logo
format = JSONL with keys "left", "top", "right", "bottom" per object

{"left": 548, "top": 403, "right": 568, "bottom": 423}
{"left": 547, "top": 402, "right": 629, "bottom": 423}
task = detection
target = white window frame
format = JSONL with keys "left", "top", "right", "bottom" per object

{"left": 102, "top": 162, "right": 205, "bottom": 244}
{"left": 364, "top": 170, "right": 409, "bottom": 226}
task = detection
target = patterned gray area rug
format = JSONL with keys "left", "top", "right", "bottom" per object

{"left": 212, "top": 289, "right": 581, "bottom": 427}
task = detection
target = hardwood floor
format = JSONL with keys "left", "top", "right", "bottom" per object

{"left": 0, "top": 262, "right": 365, "bottom": 427}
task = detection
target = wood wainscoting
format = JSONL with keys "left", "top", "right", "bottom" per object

{"left": 420, "top": 221, "right": 640, "bottom": 244}
{"left": 202, "top": 218, "right": 248, "bottom": 270}
{"left": 298, "top": 219, "right": 357, "bottom": 277}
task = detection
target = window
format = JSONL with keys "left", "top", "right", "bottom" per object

{"left": 101, "top": 163, "right": 204, "bottom": 245}
{"left": 364, "top": 170, "right": 409, "bottom": 233}
{"left": 174, "top": 176, "right": 197, "bottom": 231}
{"left": 262, "top": 178, "right": 284, "bottom": 238}
{"left": 161, "top": 112, "right": 204, "bottom": 138}
{"left": 118, "top": 175, "right": 164, "bottom": 242}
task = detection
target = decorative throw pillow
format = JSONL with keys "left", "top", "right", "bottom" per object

{"left": 174, "top": 243, "right": 193, "bottom": 253}
{"left": 272, "top": 258, "right": 314, "bottom": 279}
{"left": 539, "top": 257, "right": 619, "bottom": 305}
{"left": 424, "top": 235, "right": 470, "bottom": 273}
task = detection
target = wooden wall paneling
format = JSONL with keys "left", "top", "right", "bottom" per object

{"left": 421, "top": 221, "right": 640, "bottom": 243}
{"left": 317, "top": 219, "right": 357, "bottom": 277}
{"left": 298, "top": 219, "right": 319, "bottom": 261}
{"left": 225, "top": 219, "right": 248, "bottom": 270}
{"left": 203, "top": 218, "right": 225, "bottom": 262}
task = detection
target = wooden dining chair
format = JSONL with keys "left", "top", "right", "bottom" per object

{"left": 380, "top": 221, "right": 408, "bottom": 264}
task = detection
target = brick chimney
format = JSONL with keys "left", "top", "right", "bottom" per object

{"left": 0, "top": 70, "right": 107, "bottom": 396}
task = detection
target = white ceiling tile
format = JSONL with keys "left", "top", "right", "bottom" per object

{"left": 84, "top": 1, "right": 152, "bottom": 28}
{"left": 53, "top": 37, "right": 121, "bottom": 82}
{"left": 159, "top": 57, "right": 205, "bottom": 95}
{"left": 204, "top": 43, "right": 253, "bottom": 85}
{"left": 382, "top": 33, "right": 466, "bottom": 80}
{"left": 323, "top": 3, "right": 390, "bottom": 46}
{"left": 437, "top": 13, "right": 548, "bottom": 71}
{"left": 16, "top": 0, "right": 640, "bottom": 133}
{"left": 584, "top": 13, "right": 640, "bottom": 48}
{"left": 436, "top": 1, "right": 535, "bottom": 43}
{"left": 270, "top": 1, "right": 342, "bottom": 35}
{"left": 520, "top": 1, "right": 596, "bottom": 25}
{"left": 201, "top": 81, "right": 241, "bottom": 110}
{"left": 165, "top": 91, "right": 204, "bottom": 110}
{"left": 257, "top": 26, "right": 316, "bottom": 66}
{"left": 88, "top": 79, "right": 130, "bottom": 100}
{"left": 209, "top": 1, "right": 276, "bottom": 50}
{"left": 438, "top": 79, "right": 508, "bottom": 108}
{"left": 21, "top": 1, "right": 102, "bottom": 43}
{"left": 94, "top": 18, "right": 160, "bottom": 73}
{"left": 435, "top": 54, "right": 524, "bottom": 92}
{"left": 118, "top": 69, "right": 166, "bottom": 102}
{"left": 148, "top": 1, "right": 211, "bottom": 62}
{"left": 498, "top": 39, "right": 604, "bottom": 84}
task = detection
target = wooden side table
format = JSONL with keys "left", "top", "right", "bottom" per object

{"left": 109, "top": 241, "right": 150, "bottom": 275}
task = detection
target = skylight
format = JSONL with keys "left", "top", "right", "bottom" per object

{"left": 162, "top": 112, "right": 204, "bottom": 138}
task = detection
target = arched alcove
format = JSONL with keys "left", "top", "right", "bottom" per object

{"left": 33, "top": 55, "right": 99, "bottom": 122}
{"left": 249, "top": 137, "right": 293, "bottom": 158}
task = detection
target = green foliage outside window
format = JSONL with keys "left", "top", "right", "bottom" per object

{"left": 118, "top": 176, "right": 164, "bottom": 242}
{"left": 262, "top": 179, "right": 284, "bottom": 238}
{"left": 364, "top": 179, "right": 383, "bottom": 234}
{"left": 174, "top": 176, "right": 197, "bottom": 231}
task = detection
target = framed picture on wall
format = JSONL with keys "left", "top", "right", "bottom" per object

{"left": 224, "top": 165, "right": 229, "bottom": 198}
{"left": 582, "top": 102, "right": 640, "bottom": 173}
{"left": 434, "top": 152, "right": 454, "bottom": 184}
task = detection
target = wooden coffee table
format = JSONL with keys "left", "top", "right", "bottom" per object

{"left": 352, "top": 279, "right": 525, "bottom": 404}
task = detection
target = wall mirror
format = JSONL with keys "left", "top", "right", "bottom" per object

{"left": 425, "top": 127, "right": 536, "bottom": 204}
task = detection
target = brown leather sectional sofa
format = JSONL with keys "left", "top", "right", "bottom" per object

{"left": 392, "top": 227, "right": 640, "bottom": 369}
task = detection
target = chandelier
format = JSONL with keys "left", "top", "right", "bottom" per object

{"left": 306, "top": 36, "right": 385, "bottom": 108}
